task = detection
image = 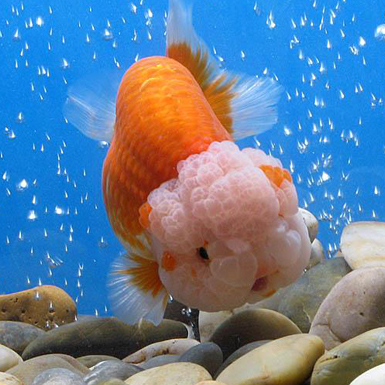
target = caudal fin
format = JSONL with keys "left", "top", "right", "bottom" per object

{"left": 166, "top": 0, "right": 282, "bottom": 140}
{"left": 63, "top": 71, "right": 121, "bottom": 142}
{"left": 108, "top": 251, "right": 169, "bottom": 325}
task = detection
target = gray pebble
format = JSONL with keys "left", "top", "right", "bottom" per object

{"left": 178, "top": 342, "right": 223, "bottom": 377}
{"left": 209, "top": 309, "right": 301, "bottom": 360}
{"left": 7, "top": 354, "right": 89, "bottom": 385}
{"left": 0, "top": 321, "right": 45, "bottom": 355}
{"left": 84, "top": 360, "right": 143, "bottom": 385}
{"left": 31, "top": 368, "right": 86, "bottom": 385}
{"left": 140, "top": 354, "right": 180, "bottom": 370}
{"left": 22, "top": 317, "right": 188, "bottom": 360}
{"left": 215, "top": 340, "right": 271, "bottom": 377}
{"left": 96, "top": 380, "right": 127, "bottom": 385}
{"left": 278, "top": 257, "right": 352, "bottom": 332}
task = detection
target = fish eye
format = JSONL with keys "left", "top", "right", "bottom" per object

{"left": 197, "top": 247, "right": 209, "bottom": 260}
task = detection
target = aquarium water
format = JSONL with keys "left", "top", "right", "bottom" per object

{"left": 1, "top": 0, "right": 384, "bottom": 317}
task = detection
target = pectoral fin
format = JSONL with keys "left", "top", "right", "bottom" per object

{"left": 108, "top": 251, "right": 169, "bottom": 325}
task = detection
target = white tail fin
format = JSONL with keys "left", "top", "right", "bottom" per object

{"left": 230, "top": 76, "right": 283, "bottom": 140}
{"left": 63, "top": 71, "right": 122, "bottom": 142}
{"left": 108, "top": 252, "right": 169, "bottom": 326}
{"left": 166, "top": 0, "right": 282, "bottom": 140}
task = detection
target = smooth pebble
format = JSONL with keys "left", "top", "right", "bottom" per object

{"left": 31, "top": 368, "right": 86, "bottom": 385}
{"left": 217, "top": 334, "right": 324, "bottom": 385}
{"left": 209, "top": 309, "right": 301, "bottom": 360}
{"left": 350, "top": 363, "right": 385, "bottom": 385}
{"left": 310, "top": 267, "right": 385, "bottom": 349}
{"left": 340, "top": 221, "right": 385, "bottom": 269}
{"left": 123, "top": 339, "right": 199, "bottom": 364}
{"left": 124, "top": 362, "right": 211, "bottom": 385}
{"left": 278, "top": 257, "right": 351, "bottom": 332}
{"left": 0, "top": 345, "right": 23, "bottom": 372}
{"left": 0, "top": 322, "right": 45, "bottom": 355}
{"left": 311, "top": 327, "right": 385, "bottom": 385}
{"left": 0, "top": 372, "right": 24, "bottom": 385}
{"left": 22, "top": 318, "right": 187, "bottom": 360}
{"left": 84, "top": 360, "right": 142, "bottom": 384}
{"left": 178, "top": 342, "right": 223, "bottom": 377}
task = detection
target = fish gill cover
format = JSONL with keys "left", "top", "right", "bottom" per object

{"left": 0, "top": 0, "right": 384, "bottom": 316}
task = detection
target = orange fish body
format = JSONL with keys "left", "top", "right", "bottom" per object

{"left": 103, "top": 56, "right": 231, "bottom": 251}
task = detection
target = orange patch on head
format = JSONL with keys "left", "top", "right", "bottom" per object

{"left": 263, "top": 289, "right": 277, "bottom": 298}
{"left": 260, "top": 165, "right": 293, "bottom": 187}
{"left": 161, "top": 251, "right": 177, "bottom": 272}
{"left": 139, "top": 202, "right": 152, "bottom": 229}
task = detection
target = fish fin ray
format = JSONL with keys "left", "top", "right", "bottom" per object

{"left": 166, "top": 0, "right": 282, "bottom": 139}
{"left": 108, "top": 251, "right": 169, "bottom": 325}
{"left": 63, "top": 71, "right": 121, "bottom": 142}
{"left": 230, "top": 76, "right": 283, "bottom": 140}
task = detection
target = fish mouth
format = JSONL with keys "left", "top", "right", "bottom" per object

{"left": 251, "top": 276, "right": 268, "bottom": 291}
{"left": 251, "top": 276, "right": 277, "bottom": 298}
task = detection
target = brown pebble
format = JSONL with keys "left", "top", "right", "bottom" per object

{"left": 0, "top": 285, "right": 77, "bottom": 330}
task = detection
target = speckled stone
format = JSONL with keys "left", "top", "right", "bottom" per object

{"left": 311, "top": 327, "right": 385, "bottom": 385}
{"left": 217, "top": 334, "right": 324, "bottom": 385}
{"left": 0, "top": 372, "right": 24, "bottom": 385}
{"left": 277, "top": 257, "right": 352, "bottom": 333}
{"left": 178, "top": 342, "right": 223, "bottom": 377}
{"left": 77, "top": 355, "right": 120, "bottom": 368}
{"left": 0, "top": 344, "right": 23, "bottom": 371}
{"left": 6, "top": 354, "right": 89, "bottom": 385}
{"left": 30, "top": 368, "right": 86, "bottom": 385}
{"left": 209, "top": 309, "right": 301, "bottom": 360}
{"left": 124, "top": 362, "right": 212, "bottom": 385}
{"left": 22, "top": 317, "right": 188, "bottom": 360}
{"left": 123, "top": 339, "right": 199, "bottom": 365}
{"left": 84, "top": 360, "right": 143, "bottom": 384}
{"left": 215, "top": 340, "right": 270, "bottom": 377}
{"left": 0, "top": 286, "right": 77, "bottom": 331}
{"left": 310, "top": 267, "right": 385, "bottom": 350}
{"left": 0, "top": 321, "right": 45, "bottom": 355}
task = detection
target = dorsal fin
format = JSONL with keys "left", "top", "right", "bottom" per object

{"left": 166, "top": 0, "right": 282, "bottom": 140}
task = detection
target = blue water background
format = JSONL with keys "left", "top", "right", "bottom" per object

{"left": 1, "top": 0, "right": 384, "bottom": 316}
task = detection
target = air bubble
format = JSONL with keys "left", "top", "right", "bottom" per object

{"left": 27, "top": 210, "right": 38, "bottom": 221}
{"left": 13, "top": 29, "right": 21, "bottom": 41}
{"left": 61, "top": 58, "right": 70, "bottom": 70}
{"left": 16, "top": 112, "right": 24, "bottom": 123}
{"left": 102, "top": 29, "right": 113, "bottom": 40}
{"left": 16, "top": 179, "right": 28, "bottom": 191}
{"left": 36, "top": 16, "right": 44, "bottom": 26}
{"left": 374, "top": 24, "right": 385, "bottom": 41}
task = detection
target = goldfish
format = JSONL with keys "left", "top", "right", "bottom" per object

{"left": 64, "top": 0, "right": 311, "bottom": 325}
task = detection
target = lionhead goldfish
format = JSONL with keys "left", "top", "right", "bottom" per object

{"left": 64, "top": 0, "right": 311, "bottom": 325}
